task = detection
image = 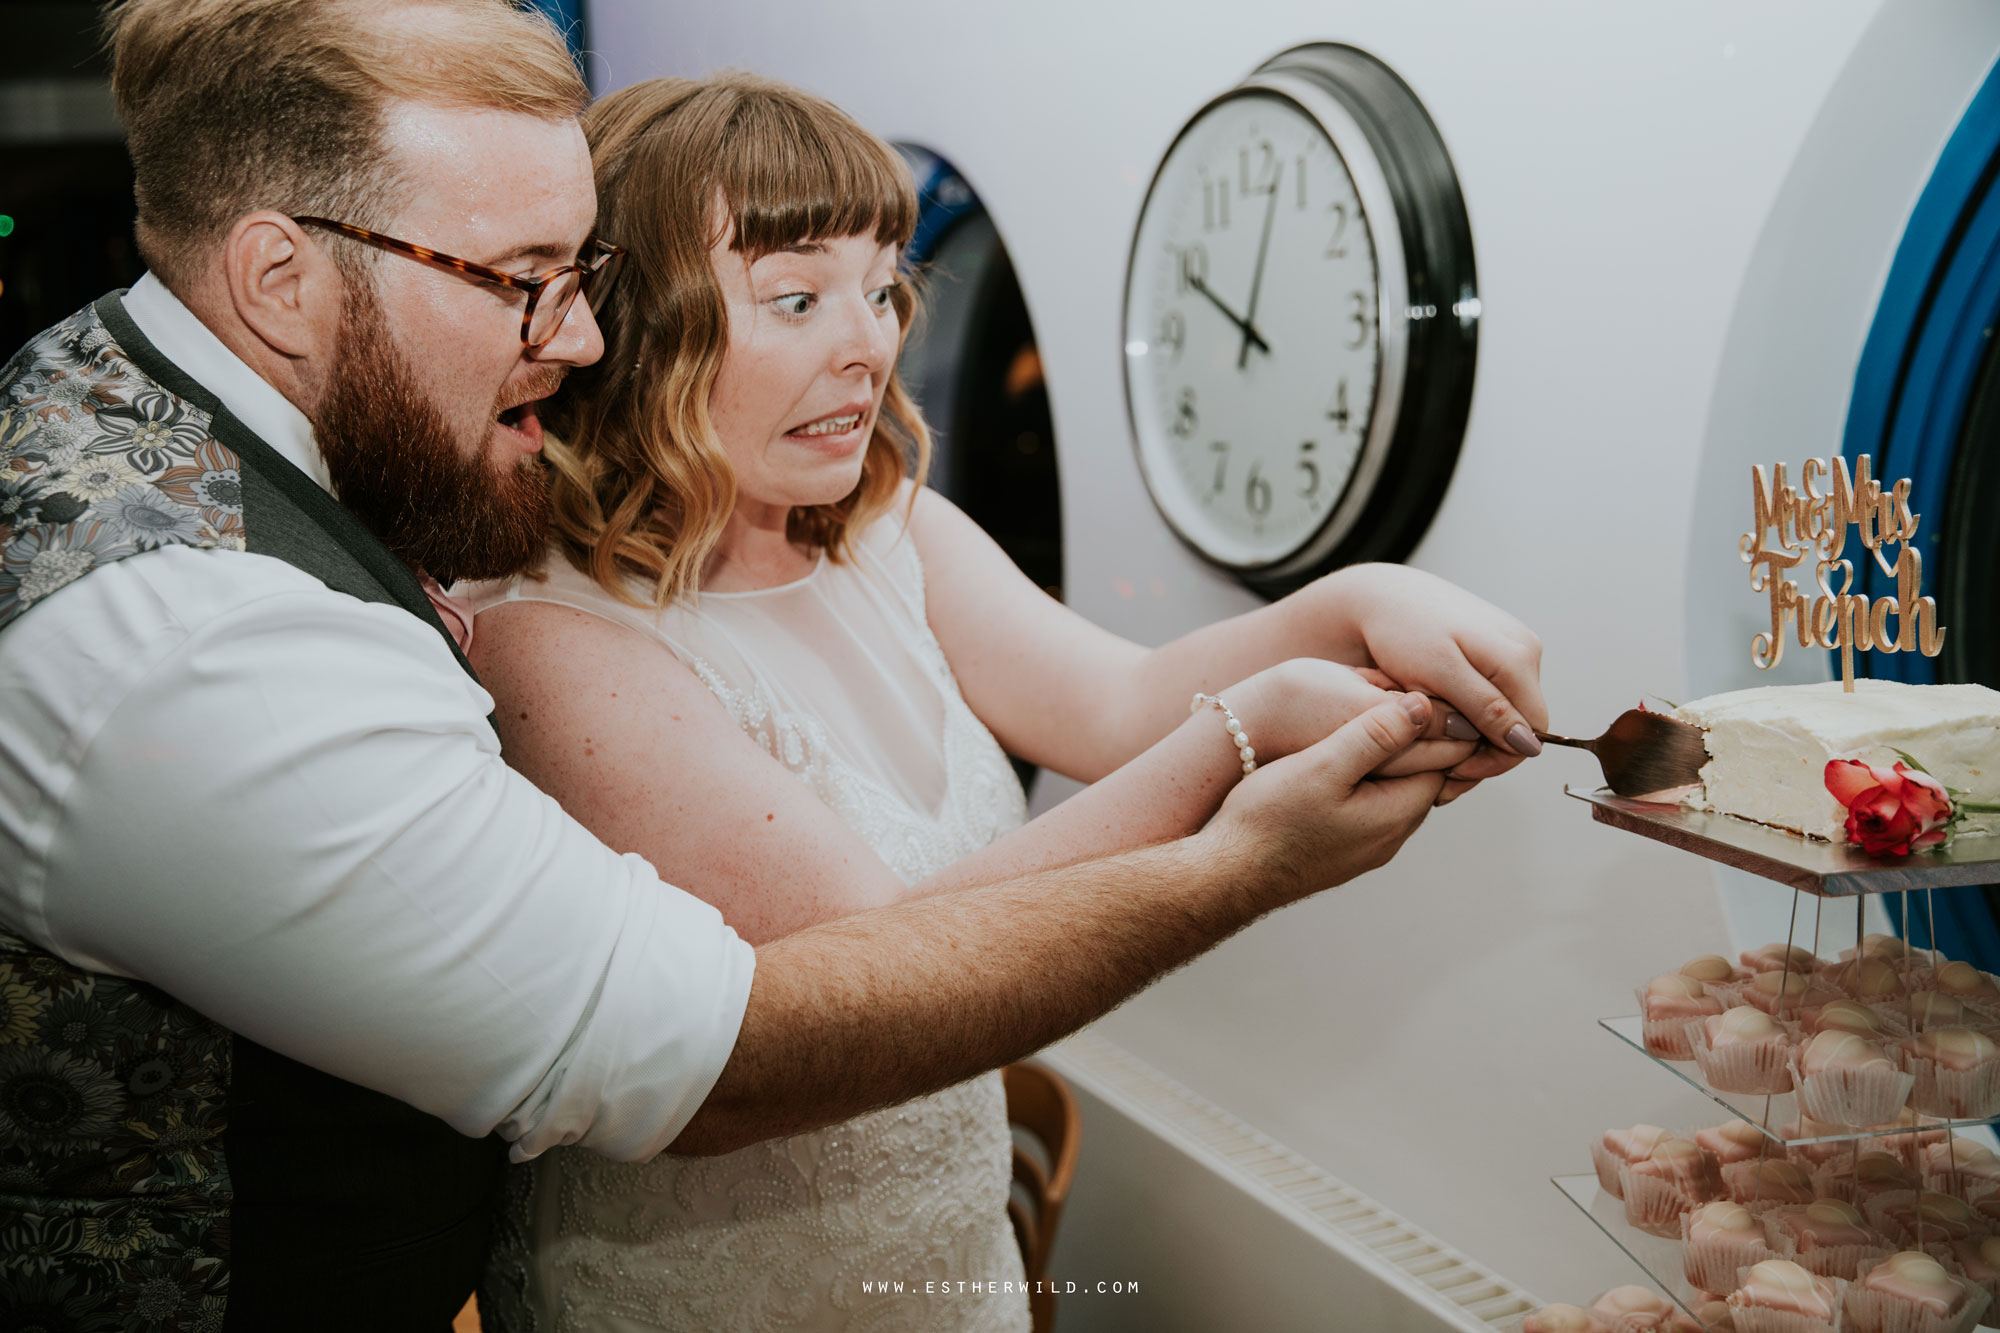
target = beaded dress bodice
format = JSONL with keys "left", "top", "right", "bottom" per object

{"left": 469, "top": 514, "right": 1031, "bottom": 1332}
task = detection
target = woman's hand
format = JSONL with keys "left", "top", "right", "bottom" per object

{"left": 1221, "top": 659, "right": 1478, "bottom": 778}
{"left": 1315, "top": 564, "right": 1546, "bottom": 797}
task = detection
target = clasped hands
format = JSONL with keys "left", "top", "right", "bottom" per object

{"left": 1219, "top": 565, "right": 1547, "bottom": 808}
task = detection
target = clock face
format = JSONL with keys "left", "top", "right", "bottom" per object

{"left": 1125, "top": 87, "right": 1386, "bottom": 570}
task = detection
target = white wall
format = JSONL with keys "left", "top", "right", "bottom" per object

{"left": 589, "top": 0, "right": 1999, "bottom": 1306}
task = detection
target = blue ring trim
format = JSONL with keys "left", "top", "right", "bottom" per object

{"left": 1843, "top": 55, "right": 2000, "bottom": 964}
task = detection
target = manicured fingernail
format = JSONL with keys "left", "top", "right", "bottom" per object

{"left": 1505, "top": 723, "right": 1542, "bottom": 757}
{"left": 1400, "top": 693, "right": 1430, "bottom": 723}
{"left": 1443, "top": 711, "right": 1479, "bottom": 742}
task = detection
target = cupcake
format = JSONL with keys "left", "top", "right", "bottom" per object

{"left": 1725, "top": 1259, "right": 1842, "bottom": 1333}
{"left": 1724, "top": 1157, "right": 1818, "bottom": 1211}
{"left": 1739, "top": 969, "right": 1841, "bottom": 1019}
{"left": 1815, "top": 1151, "right": 1918, "bottom": 1206}
{"left": 1760, "top": 1198, "right": 1893, "bottom": 1279}
{"left": 1694, "top": 1008, "right": 1797, "bottom": 1094}
{"left": 1876, "top": 1110, "right": 1952, "bottom": 1168}
{"left": 1902, "top": 1028, "right": 2000, "bottom": 1120}
{"left": 1834, "top": 959, "right": 1910, "bottom": 1004}
{"left": 1622, "top": 1137, "right": 1725, "bottom": 1237}
{"left": 1864, "top": 1191, "right": 1985, "bottom": 1248}
{"left": 1593, "top": 1284, "right": 1680, "bottom": 1331}
{"left": 1784, "top": 1115, "right": 1860, "bottom": 1168}
{"left": 1931, "top": 962, "right": 2000, "bottom": 1014}
{"left": 1745, "top": 944, "right": 1821, "bottom": 975}
{"left": 1595, "top": 1124, "right": 1673, "bottom": 1199}
{"left": 1920, "top": 1139, "right": 2000, "bottom": 1201}
{"left": 1520, "top": 1303, "right": 1613, "bottom": 1333}
{"left": 1842, "top": 1250, "right": 1988, "bottom": 1333}
{"left": 1683, "top": 1299, "right": 1737, "bottom": 1332}
{"left": 1794, "top": 1030, "right": 1916, "bottom": 1127}
{"left": 1904, "top": 994, "right": 1972, "bottom": 1033}
{"left": 1688, "top": 954, "right": 1752, "bottom": 987}
{"left": 1811, "top": 999, "right": 1899, "bottom": 1039}
{"left": 1646, "top": 973, "right": 1727, "bottom": 1060}
{"left": 1685, "top": 1200, "right": 1778, "bottom": 1293}
{"left": 1768, "top": 1192, "right": 1888, "bottom": 1280}
{"left": 1843, "top": 934, "right": 1912, "bottom": 967}
{"left": 1700, "top": 1119, "right": 1781, "bottom": 1167}
{"left": 1940, "top": 1235, "right": 2000, "bottom": 1307}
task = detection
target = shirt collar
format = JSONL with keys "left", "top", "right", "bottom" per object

{"left": 122, "top": 272, "right": 334, "bottom": 495}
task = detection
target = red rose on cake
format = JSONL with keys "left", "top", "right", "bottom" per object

{"left": 1824, "top": 758, "right": 1953, "bottom": 856}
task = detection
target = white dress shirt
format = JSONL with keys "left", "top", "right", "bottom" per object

{"left": 0, "top": 277, "right": 755, "bottom": 1162}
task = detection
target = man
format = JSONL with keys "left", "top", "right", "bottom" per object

{"left": 0, "top": 0, "right": 1543, "bottom": 1327}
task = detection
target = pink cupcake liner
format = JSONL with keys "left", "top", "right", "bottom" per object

{"left": 1690, "top": 1020, "right": 1797, "bottom": 1095}
{"left": 1861, "top": 1190, "right": 1988, "bottom": 1250}
{"left": 1683, "top": 1217, "right": 1777, "bottom": 1293}
{"left": 1924, "top": 1169, "right": 2000, "bottom": 1204}
{"left": 1723, "top": 1159, "right": 1818, "bottom": 1213}
{"left": 1724, "top": 1272, "right": 1847, "bottom": 1333}
{"left": 1840, "top": 1263, "right": 1989, "bottom": 1333}
{"left": 1640, "top": 985, "right": 1723, "bottom": 1061}
{"left": 1621, "top": 1157, "right": 1720, "bottom": 1238}
{"left": 1792, "top": 1052, "right": 1917, "bottom": 1128}
{"left": 1920, "top": 1241, "right": 2000, "bottom": 1314}
{"left": 1593, "top": 1138, "right": 1631, "bottom": 1199}
{"left": 1900, "top": 1052, "right": 2000, "bottom": 1121}
{"left": 1757, "top": 1206, "right": 1895, "bottom": 1282}
{"left": 1788, "top": 1122, "right": 1865, "bottom": 1168}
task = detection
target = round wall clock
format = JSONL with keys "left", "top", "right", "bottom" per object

{"left": 1122, "top": 43, "right": 1478, "bottom": 596}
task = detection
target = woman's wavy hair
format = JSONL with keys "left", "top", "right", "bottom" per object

{"left": 545, "top": 72, "right": 928, "bottom": 606}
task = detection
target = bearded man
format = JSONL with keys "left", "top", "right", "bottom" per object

{"left": 0, "top": 1, "right": 1491, "bottom": 1327}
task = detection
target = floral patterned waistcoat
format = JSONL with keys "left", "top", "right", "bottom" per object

{"left": 0, "top": 294, "right": 505, "bottom": 1331}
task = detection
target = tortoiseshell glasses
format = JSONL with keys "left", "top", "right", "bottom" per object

{"left": 294, "top": 217, "right": 625, "bottom": 350}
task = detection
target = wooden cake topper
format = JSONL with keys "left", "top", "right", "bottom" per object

{"left": 1739, "top": 454, "right": 1946, "bottom": 692}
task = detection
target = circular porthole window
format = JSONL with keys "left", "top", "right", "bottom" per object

{"left": 895, "top": 146, "right": 1063, "bottom": 603}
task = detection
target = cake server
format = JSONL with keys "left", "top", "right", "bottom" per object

{"left": 1535, "top": 710, "right": 1709, "bottom": 799}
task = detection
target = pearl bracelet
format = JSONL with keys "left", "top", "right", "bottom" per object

{"left": 1190, "top": 692, "right": 1256, "bottom": 774}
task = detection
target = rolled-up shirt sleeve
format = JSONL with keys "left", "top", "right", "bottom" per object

{"left": 5, "top": 545, "right": 753, "bottom": 1162}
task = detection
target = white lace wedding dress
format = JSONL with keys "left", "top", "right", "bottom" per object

{"left": 469, "top": 512, "right": 1032, "bottom": 1333}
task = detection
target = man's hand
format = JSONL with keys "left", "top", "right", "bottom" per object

{"left": 1202, "top": 694, "right": 1446, "bottom": 911}
{"left": 1226, "top": 658, "right": 1476, "bottom": 778}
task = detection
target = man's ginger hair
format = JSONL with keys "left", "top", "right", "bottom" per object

{"left": 104, "top": 0, "right": 590, "bottom": 286}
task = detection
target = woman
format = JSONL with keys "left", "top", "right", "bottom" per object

{"left": 467, "top": 73, "right": 1542, "bottom": 1332}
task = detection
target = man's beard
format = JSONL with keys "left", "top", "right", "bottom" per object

{"left": 314, "top": 285, "right": 554, "bottom": 585}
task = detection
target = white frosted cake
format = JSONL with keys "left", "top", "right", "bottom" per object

{"left": 1674, "top": 680, "right": 2000, "bottom": 841}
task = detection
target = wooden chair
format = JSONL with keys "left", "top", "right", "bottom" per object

{"left": 1004, "top": 1061, "right": 1080, "bottom": 1333}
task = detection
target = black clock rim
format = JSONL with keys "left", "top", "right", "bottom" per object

{"left": 1118, "top": 43, "right": 1479, "bottom": 599}
{"left": 1248, "top": 44, "right": 1479, "bottom": 595}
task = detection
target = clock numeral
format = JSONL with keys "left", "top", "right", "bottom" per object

{"left": 1170, "top": 241, "right": 1210, "bottom": 295}
{"left": 1326, "top": 379, "right": 1352, "bottom": 433}
{"left": 1297, "top": 441, "right": 1321, "bottom": 498}
{"left": 1244, "top": 461, "right": 1272, "bottom": 517}
{"left": 1208, "top": 440, "right": 1228, "bottom": 496}
{"left": 1201, "top": 176, "right": 1230, "bottom": 231}
{"left": 1346, "top": 292, "right": 1372, "bottom": 350}
{"left": 1325, "top": 203, "right": 1349, "bottom": 260}
{"left": 1170, "top": 385, "right": 1199, "bottom": 438}
{"left": 1157, "top": 310, "right": 1186, "bottom": 362}
{"left": 1239, "top": 140, "right": 1277, "bottom": 197}
{"left": 1296, "top": 155, "right": 1307, "bottom": 210}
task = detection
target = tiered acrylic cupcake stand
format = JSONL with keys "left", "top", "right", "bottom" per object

{"left": 1554, "top": 787, "right": 2000, "bottom": 1329}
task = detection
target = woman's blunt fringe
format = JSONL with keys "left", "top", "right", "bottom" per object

{"left": 543, "top": 72, "right": 929, "bottom": 608}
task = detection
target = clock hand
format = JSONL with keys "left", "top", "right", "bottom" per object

{"left": 1186, "top": 274, "right": 1271, "bottom": 356}
{"left": 1238, "top": 164, "right": 1281, "bottom": 370}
